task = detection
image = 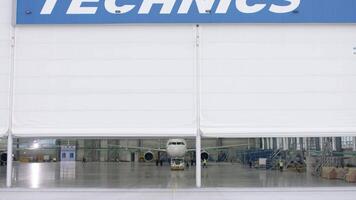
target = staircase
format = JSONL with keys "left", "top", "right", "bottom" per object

{"left": 313, "top": 138, "right": 333, "bottom": 176}
{"left": 237, "top": 149, "right": 282, "bottom": 170}
{"left": 266, "top": 148, "right": 283, "bottom": 169}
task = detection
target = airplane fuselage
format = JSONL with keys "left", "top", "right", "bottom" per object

{"left": 166, "top": 139, "right": 187, "bottom": 158}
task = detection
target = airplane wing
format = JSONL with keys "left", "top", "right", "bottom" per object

{"left": 187, "top": 143, "right": 249, "bottom": 152}
{"left": 107, "top": 144, "right": 166, "bottom": 152}
{"left": 4, "top": 145, "right": 166, "bottom": 152}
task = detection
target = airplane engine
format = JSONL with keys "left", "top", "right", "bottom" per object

{"left": 0, "top": 152, "right": 7, "bottom": 165}
{"left": 201, "top": 151, "right": 209, "bottom": 160}
{"left": 144, "top": 151, "right": 154, "bottom": 162}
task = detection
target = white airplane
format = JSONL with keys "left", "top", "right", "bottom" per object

{"left": 112, "top": 138, "right": 248, "bottom": 170}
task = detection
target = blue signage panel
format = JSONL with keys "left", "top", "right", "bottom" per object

{"left": 16, "top": 0, "right": 356, "bottom": 24}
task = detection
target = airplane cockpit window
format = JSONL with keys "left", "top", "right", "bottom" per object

{"left": 169, "top": 142, "right": 178, "bottom": 145}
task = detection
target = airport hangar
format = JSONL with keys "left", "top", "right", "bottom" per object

{"left": 0, "top": 0, "right": 356, "bottom": 199}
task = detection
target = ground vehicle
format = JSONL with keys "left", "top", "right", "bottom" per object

{"left": 170, "top": 158, "right": 185, "bottom": 170}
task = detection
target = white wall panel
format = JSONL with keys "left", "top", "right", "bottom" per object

{"left": 201, "top": 25, "right": 356, "bottom": 137}
{"left": 14, "top": 25, "right": 196, "bottom": 137}
{"left": 0, "top": 0, "right": 11, "bottom": 136}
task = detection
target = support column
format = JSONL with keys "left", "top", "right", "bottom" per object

{"left": 296, "top": 137, "right": 301, "bottom": 150}
{"left": 6, "top": 17, "right": 16, "bottom": 188}
{"left": 247, "top": 138, "right": 250, "bottom": 150}
{"left": 303, "top": 137, "right": 307, "bottom": 150}
{"left": 283, "top": 138, "right": 289, "bottom": 150}
{"left": 262, "top": 138, "right": 265, "bottom": 149}
{"left": 196, "top": 131, "right": 201, "bottom": 188}
{"left": 353, "top": 137, "right": 356, "bottom": 151}
{"left": 195, "top": 23, "right": 201, "bottom": 188}
{"left": 276, "top": 138, "right": 280, "bottom": 149}
{"left": 319, "top": 137, "right": 323, "bottom": 151}
{"left": 281, "top": 138, "right": 285, "bottom": 150}
{"left": 6, "top": 133, "right": 13, "bottom": 187}
{"left": 331, "top": 137, "right": 336, "bottom": 151}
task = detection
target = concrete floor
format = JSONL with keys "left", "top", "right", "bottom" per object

{"left": 0, "top": 162, "right": 354, "bottom": 188}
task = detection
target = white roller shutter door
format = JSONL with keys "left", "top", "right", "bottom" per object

{"left": 13, "top": 25, "right": 197, "bottom": 137}
{"left": 200, "top": 25, "right": 356, "bottom": 137}
{"left": 11, "top": 24, "right": 356, "bottom": 138}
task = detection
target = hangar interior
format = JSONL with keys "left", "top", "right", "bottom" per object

{"left": 0, "top": 137, "right": 356, "bottom": 188}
